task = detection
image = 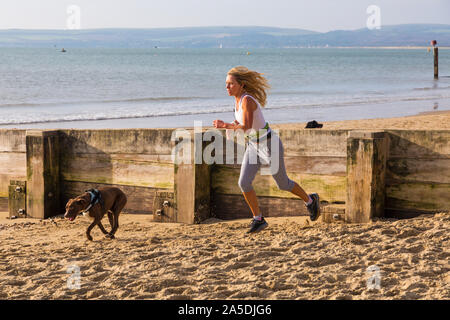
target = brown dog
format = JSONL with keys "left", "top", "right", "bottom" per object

{"left": 64, "top": 187, "right": 127, "bottom": 241}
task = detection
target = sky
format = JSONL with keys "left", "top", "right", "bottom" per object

{"left": 1, "top": 0, "right": 449, "bottom": 32}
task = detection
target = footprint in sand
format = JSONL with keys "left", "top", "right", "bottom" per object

{"left": 253, "top": 264, "right": 270, "bottom": 271}
{"left": 397, "top": 228, "right": 421, "bottom": 239}
{"left": 199, "top": 256, "right": 221, "bottom": 264}
{"left": 304, "top": 256, "right": 344, "bottom": 267}
{"left": 258, "top": 250, "right": 284, "bottom": 258}
{"left": 402, "top": 278, "right": 429, "bottom": 294}
{"left": 380, "top": 228, "right": 397, "bottom": 236}
{"left": 89, "top": 272, "right": 109, "bottom": 282}
{"left": 85, "top": 289, "right": 107, "bottom": 299}
{"left": 405, "top": 244, "right": 425, "bottom": 254}
{"left": 224, "top": 261, "right": 251, "bottom": 271}
{"left": 5, "top": 279, "right": 26, "bottom": 286}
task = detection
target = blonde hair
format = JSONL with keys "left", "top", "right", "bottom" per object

{"left": 227, "top": 66, "right": 270, "bottom": 107}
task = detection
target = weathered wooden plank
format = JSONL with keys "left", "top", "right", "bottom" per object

{"left": 211, "top": 165, "right": 346, "bottom": 203}
{"left": 1, "top": 175, "right": 28, "bottom": 198}
{"left": 212, "top": 129, "right": 349, "bottom": 157}
{"left": 387, "top": 158, "right": 450, "bottom": 184}
{"left": 346, "top": 133, "right": 388, "bottom": 223}
{"left": 61, "top": 155, "right": 174, "bottom": 189}
{"left": 8, "top": 181, "right": 26, "bottom": 218}
{"left": 212, "top": 193, "right": 341, "bottom": 220}
{"left": 0, "top": 153, "right": 27, "bottom": 173}
{"left": 174, "top": 163, "right": 195, "bottom": 223}
{"left": 279, "top": 129, "right": 349, "bottom": 157}
{"left": 0, "top": 197, "right": 8, "bottom": 212}
{"left": 0, "top": 130, "right": 26, "bottom": 152}
{"left": 173, "top": 131, "right": 212, "bottom": 224}
{"left": 322, "top": 204, "right": 346, "bottom": 223}
{"left": 26, "top": 130, "right": 61, "bottom": 219}
{"left": 217, "top": 156, "right": 346, "bottom": 176}
{"left": 109, "top": 154, "right": 173, "bottom": 164}
{"left": 61, "top": 181, "right": 171, "bottom": 214}
{"left": 387, "top": 130, "right": 450, "bottom": 158}
{"left": 0, "top": 153, "right": 27, "bottom": 197}
{"left": 152, "top": 191, "right": 176, "bottom": 222}
{"left": 63, "top": 153, "right": 173, "bottom": 164}
{"left": 386, "top": 181, "right": 450, "bottom": 212}
{"left": 284, "top": 156, "right": 347, "bottom": 176}
{"left": 59, "top": 129, "right": 175, "bottom": 155}
{"left": 0, "top": 130, "right": 27, "bottom": 198}
{"left": 212, "top": 193, "right": 308, "bottom": 220}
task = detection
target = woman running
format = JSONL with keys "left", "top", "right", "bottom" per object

{"left": 213, "top": 66, "right": 320, "bottom": 233}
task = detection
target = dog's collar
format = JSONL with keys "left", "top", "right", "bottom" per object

{"left": 82, "top": 189, "right": 100, "bottom": 214}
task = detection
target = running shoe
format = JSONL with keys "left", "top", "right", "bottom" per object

{"left": 306, "top": 193, "right": 320, "bottom": 221}
{"left": 247, "top": 217, "right": 268, "bottom": 233}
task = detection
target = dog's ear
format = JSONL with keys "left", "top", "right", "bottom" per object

{"left": 77, "top": 198, "right": 88, "bottom": 205}
{"left": 66, "top": 198, "right": 76, "bottom": 209}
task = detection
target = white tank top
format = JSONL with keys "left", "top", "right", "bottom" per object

{"left": 234, "top": 94, "right": 266, "bottom": 130}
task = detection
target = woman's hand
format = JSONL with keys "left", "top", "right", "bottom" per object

{"left": 213, "top": 120, "right": 225, "bottom": 128}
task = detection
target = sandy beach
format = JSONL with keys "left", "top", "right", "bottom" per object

{"left": 1, "top": 111, "right": 449, "bottom": 300}
{"left": 271, "top": 110, "right": 450, "bottom": 131}
{"left": 0, "top": 212, "right": 448, "bottom": 300}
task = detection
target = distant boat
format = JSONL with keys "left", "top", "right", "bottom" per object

{"left": 61, "top": 48, "right": 66, "bottom": 52}
{"left": 219, "top": 43, "right": 223, "bottom": 49}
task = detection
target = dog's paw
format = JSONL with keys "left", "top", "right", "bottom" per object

{"left": 86, "top": 234, "right": 93, "bottom": 241}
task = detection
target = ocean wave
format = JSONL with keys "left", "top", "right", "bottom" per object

{"left": 2, "top": 93, "right": 450, "bottom": 125}
{"left": 0, "top": 103, "right": 41, "bottom": 107}
{"left": 0, "top": 106, "right": 233, "bottom": 125}
{"left": 413, "top": 85, "right": 450, "bottom": 91}
{"left": 264, "top": 94, "right": 450, "bottom": 110}
{"left": 0, "top": 96, "right": 208, "bottom": 108}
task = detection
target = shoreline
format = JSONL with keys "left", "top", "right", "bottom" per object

{"left": 1, "top": 109, "right": 449, "bottom": 131}
{"left": 2, "top": 46, "right": 450, "bottom": 50}
{"left": 331, "top": 46, "right": 450, "bottom": 50}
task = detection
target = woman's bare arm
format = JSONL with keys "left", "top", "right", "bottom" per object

{"left": 213, "top": 96, "right": 256, "bottom": 131}
{"left": 240, "top": 96, "right": 256, "bottom": 131}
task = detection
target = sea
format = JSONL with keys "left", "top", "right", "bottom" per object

{"left": 0, "top": 47, "right": 449, "bottom": 129}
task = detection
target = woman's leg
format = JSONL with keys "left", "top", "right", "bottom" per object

{"left": 268, "top": 134, "right": 310, "bottom": 203}
{"left": 242, "top": 189, "right": 260, "bottom": 217}
{"left": 291, "top": 182, "right": 310, "bottom": 203}
{"left": 238, "top": 142, "right": 261, "bottom": 217}
{"left": 267, "top": 133, "right": 319, "bottom": 219}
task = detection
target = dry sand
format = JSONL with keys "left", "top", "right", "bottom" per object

{"left": 271, "top": 110, "right": 450, "bottom": 131}
{"left": 0, "top": 211, "right": 448, "bottom": 300}
{"left": 1, "top": 111, "right": 449, "bottom": 300}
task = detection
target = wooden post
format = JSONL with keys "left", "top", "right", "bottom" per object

{"left": 173, "top": 129, "right": 211, "bottom": 224}
{"left": 8, "top": 180, "right": 27, "bottom": 218}
{"left": 433, "top": 47, "right": 439, "bottom": 79}
{"left": 26, "top": 130, "right": 60, "bottom": 219}
{"left": 346, "top": 131, "right": 388, "bottom": 223}
{"left": 152, "top": 191, "right": 175, "bottom": 222}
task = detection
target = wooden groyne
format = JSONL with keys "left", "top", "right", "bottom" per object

{"left": 1, "top": 128, "right": 449, "bottom": 223}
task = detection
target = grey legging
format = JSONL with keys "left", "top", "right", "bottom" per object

{"left": 238, "top": 131, "right": 295, "bottom": 193}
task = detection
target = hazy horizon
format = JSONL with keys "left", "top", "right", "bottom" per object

{"left": 2, "top": 22, "right": 450, "bottom": 33}
{"left": 1, "top": 0, "right": 449, "bottom": 32}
